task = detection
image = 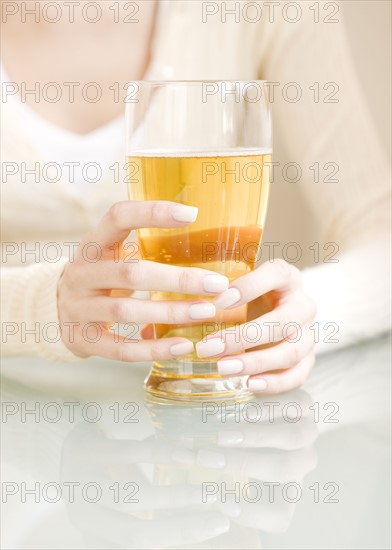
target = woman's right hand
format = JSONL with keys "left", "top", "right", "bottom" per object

{"left": 57, "top": 201, "right": 229, "bottom": 361}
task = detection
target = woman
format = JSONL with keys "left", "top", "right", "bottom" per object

{"left": 1, "top": 0, "right": 390, "bottom": 393}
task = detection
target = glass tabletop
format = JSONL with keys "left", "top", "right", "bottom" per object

{"left": 1, "top": 334, "right": 391, "bottom": 549}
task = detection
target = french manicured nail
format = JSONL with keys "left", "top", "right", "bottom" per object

{"left": 189, "top": 303, "right": 216, "bottom": 320}
{"left": 217, "top": 359, "right": 243, "bottom": 376}
{"left": 217, "top": 431, "right": 244, "bottom": 446}
{"left": 214, "top": 287, "right": 241, "bottom": 310}
{"left": 197, "top": 449, "right": 226, "bottom": 469}
{"left": 204, "top": 516, "right": 230, "bottom": 536}
{"left": 191, "top": 486, "right": 217, "bottom": 504}
{"left": 171, "top": 204, "right": 198, "bottom": 223}
{"left": 171, "top": 448, "right": 195, "bottom": 465}
{"left": 203, "top": 275, "right": 229, "bottom": 293}
{"left": 248, "top": 378, "right": 268, "bottom": 392}
{"left": 170, "top": 341, "right": 194, "bottom": 356}
{"left": 196, "top": 338, "right": 225, "bottom": 358}
{"left": 217, "top": 501, "right": 242, "bottom": 519}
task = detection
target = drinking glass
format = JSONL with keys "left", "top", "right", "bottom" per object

{"left": 126, "top": 81, "right": 272, "bottom": 402}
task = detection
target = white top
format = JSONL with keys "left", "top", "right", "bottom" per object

{"left": 1, "top": 66, "right": 124, "bottom": 196}
{"left": 0, "top": 0, "right": 171, "bottom": 195}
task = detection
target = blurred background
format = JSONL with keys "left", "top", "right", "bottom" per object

{"left": 265, "top": 0, "right": 391, "bottom": 266}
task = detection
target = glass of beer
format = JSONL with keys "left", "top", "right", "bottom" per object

{"left": 126, "top": 81, "right": 272, "bottom": 402}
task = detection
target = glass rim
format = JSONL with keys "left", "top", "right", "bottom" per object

{"left": 129, "top": 79, "right": 269, "bottom": 86}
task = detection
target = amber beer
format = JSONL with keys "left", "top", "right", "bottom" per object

{"left": 127, "top": 151, "right": 271, "bottom": 358}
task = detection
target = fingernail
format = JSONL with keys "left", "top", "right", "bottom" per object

{"left": 248, "top": 378, "right": 268, "bottom": 392}
{"left": 196, "top": 338, "right": 225, "bottom": 358}
{"left": 217, "top": 359, "right": 243, "bottom": 376}
{"left": 191, "top": 486, "right": 217, "bottom": 504}
{"left": 197, "top": 449, "right": 226, "bottom": 469}
{"left": 217, "top": 431, "right": 244, "bottom": 446}
{"left": 204, "top": 516, "right": 230, "bottom": 536}
{"left": 171, "top": 204, "right": 198, "bottom": 223}
{"left": 214, "top": 287, "right": 241, "bottom": 310}
{"left": 189, "top": 303, "right": 216, "bottom": 320}
{"left": 171, "top": 448, "right": 195, "bottom": 465}
{"left": 170, "top": 341, "right": 194, "bottom": 356}
{"left": 216, "top": 501, "right": 242, "bottom": 519}
{"left": 203, "top": 275, "right": 229, "bottom": 293}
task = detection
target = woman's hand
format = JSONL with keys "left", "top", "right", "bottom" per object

{"left": 57, "top": 200, "right": 229, "bottom": 361}
{"left": 196, "top": 260, "right": 317, "bottom": 394}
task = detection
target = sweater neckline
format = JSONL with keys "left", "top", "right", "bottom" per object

{"left": 0, "top": 0, "right": 169, "bottom": 141}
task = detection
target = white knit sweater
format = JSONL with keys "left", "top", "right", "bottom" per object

{"left": 1, "top": 1, "right": 390, "bottom": 360}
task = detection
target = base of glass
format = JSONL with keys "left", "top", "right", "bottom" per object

{"left": 144, "top": 358, "right": 252, "bottom": 403}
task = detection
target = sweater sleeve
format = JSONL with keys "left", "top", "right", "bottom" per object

{"left": 1, "top": 259, "right": 81, "bottom": 361}
{"left": 257, "top": 1, "right": 391, "bottom": 354}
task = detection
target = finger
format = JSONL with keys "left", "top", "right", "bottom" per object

{"left": 133, "top": 483, "right": 218, "bottom": 512}
{"left": 198, "top": 446, "right": 317, "bottom": 483}
{"left": 217, "top": 417, "right": 319, "bottom": 450}
{"left": 69, "top": 502, "right": 229, "bottom": 548}
{"left": 78, "top": 259, "right": 229, "bottom": 295}
{"left": 196, "top": 293, "right": 316, "bottom": 358}
{"left": 65, "top": 429, "right": 197, "bottom": 467}
{"left": 247, "top": 353, "right": 316, "bottom": 395}
{"left": 214, "top": 259, "right": 303, "bottom": 310}
{"left": 84, "top": 200, "right": 199, "bottom": 251}
{"left": 77, "top": 296, "right": 217, "bottom": 324}
{"left": 216, "top": 325, "right": 315, "bottom": 376}
{"left": 231, "top": 499, "right": 296, "bottom": 533}
{"left": 96, "top": 481, "right": 217, "bottom": 514}
{"left": 201, "top": 389, "right": 314, "bottom": 426}
{"left": 73, "top": 328, "right": 195, "bottom": 362}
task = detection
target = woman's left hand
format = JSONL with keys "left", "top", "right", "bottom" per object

{"left": 196, "top": 259, "right": 317, "bottom": 394}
